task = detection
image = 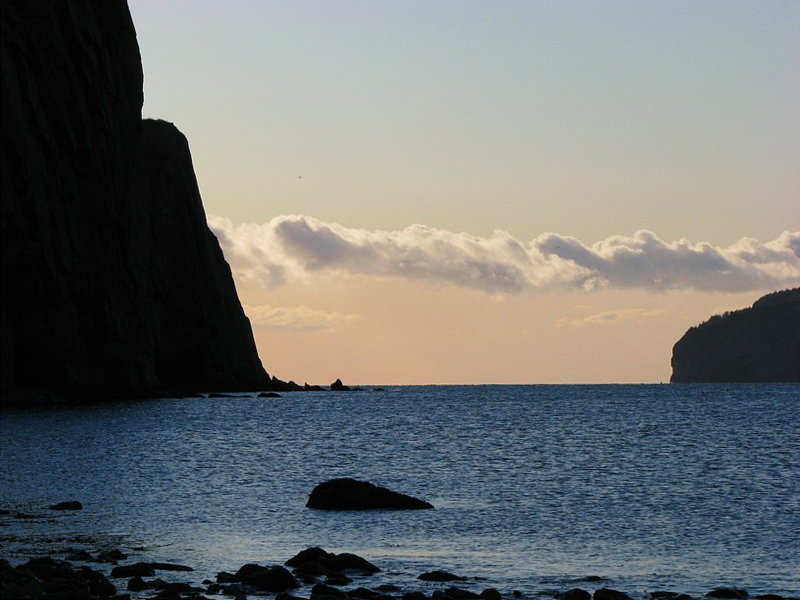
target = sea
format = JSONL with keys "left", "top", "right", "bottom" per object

{"left": 1, "top": 384, "right": 798, "bottom": 598}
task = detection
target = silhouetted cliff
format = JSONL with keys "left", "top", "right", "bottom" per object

{"left": 1, "top": 1, "right": 271, "bottom": 401}
{"left": 670, "top": 288, "right": 800, "bottom": 383}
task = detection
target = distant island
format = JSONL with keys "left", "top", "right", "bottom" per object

{"left": 670, "top": 288, "right": 800, "bottom": 383}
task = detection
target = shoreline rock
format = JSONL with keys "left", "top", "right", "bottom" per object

{"left": 2, "top": 545, "right": 799, "bottom": 600}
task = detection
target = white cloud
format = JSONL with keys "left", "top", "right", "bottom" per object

{"left": 209, "top": 215, "right": 800, "bottom": 294}
{"left": 243, "top": 304, "right": 358, "bottom": 333}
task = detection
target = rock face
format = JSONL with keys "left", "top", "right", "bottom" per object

{"left": 0, "top": 0, "right": 271, "bottom": 401}
{"left": 670, "top": 288, "right": 800, "bottom": 383}
{"left": 307, "top": 478, "right": 434, "bottom": 510}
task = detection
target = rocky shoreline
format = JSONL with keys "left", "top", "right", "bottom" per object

{"left": 1, "top": 542, "right": 797, "bottom": 600}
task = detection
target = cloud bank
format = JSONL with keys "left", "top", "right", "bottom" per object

{"left": 209, "top": 215, "right": 800, "bottom": 294}
{"left": 243, "top": 304, "right": 357, "bottom": 333}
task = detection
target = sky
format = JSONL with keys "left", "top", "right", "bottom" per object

{"left": 128, "top": 1, "right": 800, "bottom": 384}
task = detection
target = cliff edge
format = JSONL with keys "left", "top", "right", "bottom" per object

{"left": 670, "top": 288, "right": 800, "bottom": 383}
{"left": 1, "top": 1, "right": 271, "bottom": 401}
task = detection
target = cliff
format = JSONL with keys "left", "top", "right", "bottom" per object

{"left": 670, "top": 288, "right": 800, "bottom": 383}
{"left": 0, "top": 1, "right": 271, "bottom": 401}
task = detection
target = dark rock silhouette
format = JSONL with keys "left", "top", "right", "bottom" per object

{"left": 331, "top": 378, "right": 351, "bottom": 391}
{"left": 670, "top": 288, "right": 800, "bottom": 383}
{"left": 48, "top": 501, "right": 82, "bottom": 510}
{"left": 307, "top": 478, "right": 434, "bottom": 511}
{"left": 325, "top": 553, "right": 381, "bottom": 574}
{"left": 284, "top": 547, "right": 380, "bottom": 580}
{"left": 594, "top": 589, "right": 633, "bottom": 600}
{"left": 233, "top": 564, "right": 299, "bottom": 592}
{"left": 272, "top": 377, "right": 305, "bottom": 392}
{"left": 706, "top": 589, "right": 749, "bottom": 600}
{"left": 148, "top": 562, "right": 194, "bottom": 572}
{"left": 127, "top": 575, "right": 147, "bottom": 592}
{"left": 418, "top": 571, "right": 467, "bottom": 582}
{"left": 445, "top": 588, "right": 482, "bottom": 600}
{"left": 0, "top": 0, "right": 281, "bottom": 402}
{"left": 285, "top": 547, "right": 334, "bottom": 568}
{"left": 0, "top": 557, "right": 116, "bottom": 599}
{"left": 110, "top": 562, "right": 155, "bottom": 578}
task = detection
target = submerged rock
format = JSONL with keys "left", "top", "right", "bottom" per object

{"left": 445, "top": 587, "right": 482, "bottom": 599}
{"left": 66, "top": 550, "right": 95, "bottom": 562}
{"left": 49, "top": 501, "right": 83, "bottom": 510}
{"left": 97, "top": 549, "right": 128, "bottom": 563}
{"left": 149, "top": 561, "right": 194, "bottom": 572}
{"left": 350, "top": 587, "right": 381, "bottom": 598}
{"left": 307, "top": 478, "right": 434, "bottom": 510}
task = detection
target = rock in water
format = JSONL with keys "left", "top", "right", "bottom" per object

{"left": 330, "top": 378, "right": 351, "bottom": 391}
{"left": 418, "top": 571, "right": 467, "bottom": 582}
{"left": 307, "top": 478, "right": 434, "bottom": 510}
{"left": 234, "top": 564, "right": 299, "bottom": 591}
{"left": 48, "top": 501, "right": 82, "bottom": 510}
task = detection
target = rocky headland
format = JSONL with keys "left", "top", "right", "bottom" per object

{"left": 670, "top": 288, "right": 800, "bottom": 383}
{"left": 0, "top": 1, "right": 278, "bottom": 403}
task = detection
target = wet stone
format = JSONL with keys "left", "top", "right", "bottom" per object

{"left": 446, "top": 587, "right": 483, "bottom": 600}
{"left": 49, "top": 501, "right": 83, "bottom": 510}
{"left": 312, "top": 582, "right": 352, "bottom": 599}
{"left": 707, "top": 590, "right": 749, "bottom": 600}
{"left": 419, "top": 571, "right": 467, "bottom": 582}
{"left": 559, "top": 589, "right": 591, "bottom": 600}
{"left": 128, "top": 576, "right": 147, "bottom": 591}
{"left": 594, "top": 590, "right": 632, "bottom": 600}
{"left": 111, "top": 562, "right": 155, "bottom": 577}
{"left": 150, "top": 561, "right": 194, "bottom": 572}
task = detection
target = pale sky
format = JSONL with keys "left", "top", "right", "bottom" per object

{"left": 129, "top": 1, "right": 800, "bottom": 384}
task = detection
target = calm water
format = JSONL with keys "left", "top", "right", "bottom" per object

{"left": 1, "top": 385, "right": 798, "bottom": 597}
